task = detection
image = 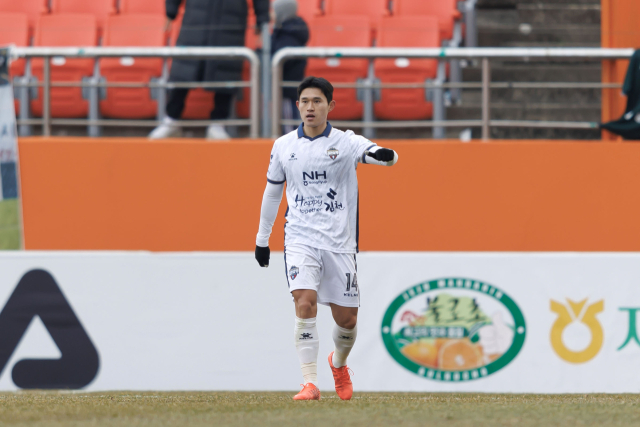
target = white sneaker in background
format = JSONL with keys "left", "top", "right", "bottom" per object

{"left": 206, "top": 124, "right": 231, "bottom": 140}
{"left": 148, "top": 116, "right": 182, "bottom": 139}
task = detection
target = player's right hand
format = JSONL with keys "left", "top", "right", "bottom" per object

{"left": 255, "top": 245, "right": 270, "bottom": 267}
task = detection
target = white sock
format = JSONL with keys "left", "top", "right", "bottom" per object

{"left": 294, "top": 316, "right": 319, "bottom": 385}
{"left": 332, "top": 324, "right": 357, "bottom": 368}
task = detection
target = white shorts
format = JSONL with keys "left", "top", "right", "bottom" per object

{"left": 284, "top": 244, "right": 360, "bottom": 307}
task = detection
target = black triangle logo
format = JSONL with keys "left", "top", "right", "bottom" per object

{"left": 0, "top": 269, "right": 99, "bottom": 389}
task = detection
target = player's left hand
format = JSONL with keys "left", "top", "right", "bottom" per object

{"left": 255, "top": 245, "right": 270, "bottom": 267}
{"left": 367, "top": 148, "right": 395, "bottom": 162}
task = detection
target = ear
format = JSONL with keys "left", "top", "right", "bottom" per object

{"left": 296, "top": 100, "right": 300, "bottom": 109}
{"left": 328, "top": 100, "right": 336, "bottom": 113}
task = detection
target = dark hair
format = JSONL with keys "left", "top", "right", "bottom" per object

{"left": 297, "top": 76, "right": 333, "bottom": 103}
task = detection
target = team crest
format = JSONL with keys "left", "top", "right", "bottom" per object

{"left": 289, "top": 266, "right": 299, "bottom": 280}
{"left": 327, "top": 147, "right": 339, "bottom": 160}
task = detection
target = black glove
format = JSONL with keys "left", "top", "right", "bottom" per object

{"left": 366, "top": 148, "right": 395, "bottom": 162}
{"left": 255, "top": 245, "right": 270, "bottom": 267}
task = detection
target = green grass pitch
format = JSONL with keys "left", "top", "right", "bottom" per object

{"left": 1, "top": 392, "right": 639, "bottom": 426}
{"left": 0, "top": 198, "right": 20, "bottom": 250}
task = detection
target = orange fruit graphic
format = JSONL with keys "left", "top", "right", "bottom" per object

{"left": 438, "top": 339, "right": 483, "bottom": 371}
{"left": 401, "top": 341, "right": 439, "bottom": 368}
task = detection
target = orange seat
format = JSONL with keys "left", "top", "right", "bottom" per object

{"left": 169, "top": 10, "right": 213, "bottom": 120}
{"left": 393, "top": 0, "right": 460, "bottom": 41}
{"left": 118, "top": 0, "right": 165, "bottom": 15}
{"left": 30, "top": 14, "right": 98, "bottom": 118}
{"left": 0, "top": 0, "right": 48, "bottom": 35}
{"left": 100, "top": 14, "right": 166, "bottom": 119}
{"left": 0, "top": 12, "right": 29, "bottom": 113}
{"left": 50, "top": 0, "right": 116, "bottom": 33}
{"left": 323, "top": 0, "right": 389, "bottom": 36}
{"left": 306, "top": 16, "right": 372, "bottom": 120}
{"left": 0, "top": 13, "right": 29, "bottom": 77}
{"left": 297, "top": 0, "right": 323, "bottom": 21}
{"left": 374, "top": 16, "right": 439, "bottom": 120}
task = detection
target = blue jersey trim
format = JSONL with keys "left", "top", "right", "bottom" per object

{"left": 267, "top": 178, "right": 285, "bottom": 184}
{"left": 297, "top": 122, "right": 333, "bottom": 141}
{"left": 362, "top": 144, "right": 376, "bottom": 164}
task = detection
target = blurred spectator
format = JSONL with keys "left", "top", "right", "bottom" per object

{"left": 150, "top": 0, "right": 269, "bottom": 139}
{"left": 271, "top": 0, "right": 309, "bottom": 134}
{"left": 601, "top": 50, "right": 640, "bottom": 140}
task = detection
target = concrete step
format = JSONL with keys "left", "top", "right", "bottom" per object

{"left": 447, "top": 102, "right": 600, "bottom": 121}
{"left": 374, "top": 126, "right": 601, "bottom": 140}
{"left": 478, "top": 26, "right": 600, "bottom": 46}
{"left": 461, "top": 63, "right": 602, "bottom": 82}
{"left": 499, "top": 41, "right": 601, "bottom": 47}
{"left": 487, "top": 127, "right": 601, "bottom": 139}
{"left": 478, "top": 0, "right": 599, "bottom": 8}
{"left": 461, "top": 87, "right": 600, "bottom": 103}
{"left": 517, "top": 4, "right": 600, "bottom": 26}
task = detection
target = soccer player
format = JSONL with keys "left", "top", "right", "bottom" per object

{"left": 255, "top": 76, "right": 398, "bottom": 401}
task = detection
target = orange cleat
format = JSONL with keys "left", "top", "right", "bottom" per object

{"left": 293, "top": 383, "right": 321, "bottom": 401}
{"left": 328, "top": 351, "right": 353, "bottom": 400}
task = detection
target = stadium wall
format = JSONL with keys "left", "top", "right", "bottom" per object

{"left": 0, "top": 251, "right": 638, "bottom": 392}
{"left": 17, "top": 137, "right": 640, "bottom": 251}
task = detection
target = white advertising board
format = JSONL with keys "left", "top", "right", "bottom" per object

{"left": 0, "top": 252, "right": 638, "bottom": 393}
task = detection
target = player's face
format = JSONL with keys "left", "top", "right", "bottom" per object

{"left": 297, "top": 88, "right": 336, "bottom": 128}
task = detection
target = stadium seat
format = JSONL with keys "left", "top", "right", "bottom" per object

{"left": 374, "top": 16, "right": 439, "bottom": 120}
{"left": 50, "top": 0, "right": 116, "bottom": 34}
{"left": 100, "top": 14, "right": 166, "bottom": 119}
{"left": 392, "top": 0, "right": 461, "bottom": 41}
{"left": 323, "top": 0, "right": 389, "bottom": 36}
{"left": 0, "top": 0, "right": 48, "bottom": 35}
{"left": 118, "top": 0, "right": 165, "bottom": 15}
{"left": 0, "top": 13, "right": 29, "bottom": 77}
{"left": 169, "top": 9, "right": 214, "bottom": 120}
{"left": 0, "top": 13, "right": 29, "bottom": 113}
{"left": 30, "top": 14, "right": 98, "bottom": 118}
{"left": 306, "top": 16, "right": 372, "bottom": 120}
{"left": 297, "top": 0, "right": 323, "bottom": 21}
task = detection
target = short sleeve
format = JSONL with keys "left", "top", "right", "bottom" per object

{"left": 348, "top": 131, "right": 377, "bottom": 164}
{"left": 266, "top": 141, "right": 286, "bottom": 184}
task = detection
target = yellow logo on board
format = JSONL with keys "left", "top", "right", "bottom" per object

{"left": 550, "top": 298, "right": 604, "bottom": 364}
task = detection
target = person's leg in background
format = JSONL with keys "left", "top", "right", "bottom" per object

{"left": 206, "top": 92, "right": 233, "bottom": 139}
{"left": 282, "top": 97, "right": 300, "bottom": 135}
{"left": 149, "top": 61, "right": 204, "bottom": 139}
{"left": 149, "top": 88, "right": 189, "bottom": 138}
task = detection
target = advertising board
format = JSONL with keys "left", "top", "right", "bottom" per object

{"left": 0, "top": 252, "right": 638, "bottom": 392}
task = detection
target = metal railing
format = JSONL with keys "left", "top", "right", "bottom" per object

{"left": 271, "top": 47, "right": 634, "bottom": 140}
{"left": 10, "top": 47, "right": 261, "bottom": 138}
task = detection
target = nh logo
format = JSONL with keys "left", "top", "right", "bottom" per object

{"left": 303, "top": 171, "right": 327, "bottom": 180}
{"left": 0, "top": 270, "right": 99, "bottom": 389}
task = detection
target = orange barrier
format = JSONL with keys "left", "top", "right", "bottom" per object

{"left": 601, "top": 0, "right": 640, "bottom": 140}
{"left": 18, "top": 137, "right": 640, "bottom": 251}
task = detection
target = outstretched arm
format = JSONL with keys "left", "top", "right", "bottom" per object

{"left": 364, "top": 146, "right": 399, "bottom": 166}
{"left": 255, "top": 182, "right": 285, "bottom": 267}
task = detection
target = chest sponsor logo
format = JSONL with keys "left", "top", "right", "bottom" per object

{"left": 325, "top": 188, "right": 344, "bottom": 212}
{"left": 327, "top": 147, "right": 339, "bottom": 160}
{"left": 303, "top": 171, "right": 327, "bottom": 186}
{"left": 294, "top": 194, "right": 323, "bottom": 214}
{"left": 382, "top": 278, "right": 526, "bottom": 382}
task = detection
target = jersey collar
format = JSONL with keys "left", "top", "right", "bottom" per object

{"left": 297, "top": 122, "right": 332, "bottom": 141}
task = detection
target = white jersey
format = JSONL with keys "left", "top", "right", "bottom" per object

{"left": 267, "top": 123, "right": 376, "bottom": 254}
